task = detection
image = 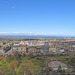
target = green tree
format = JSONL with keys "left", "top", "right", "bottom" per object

{"left": 0, "top": 65, "right": 10, "bottom": 75}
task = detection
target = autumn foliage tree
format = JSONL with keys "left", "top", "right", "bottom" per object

{"left": 10, "top": 60, "right": 18, "bottom": 71}
{"left": 17, "top": 62, "right": 36, "bottom": 75}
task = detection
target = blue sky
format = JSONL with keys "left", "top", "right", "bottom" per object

{"left": 0, "top": 0, "right": 75, "bottom": 35}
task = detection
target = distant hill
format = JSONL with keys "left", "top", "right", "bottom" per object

{"left": 0, "top": 35, "right": 75, "bottom": 38}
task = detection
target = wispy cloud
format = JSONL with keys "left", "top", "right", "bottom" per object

{"left": 0, "top": 32, "right": 74, "bottom": 36}
{"left": 11, "top": 6, "right": 16, "bottom": 8}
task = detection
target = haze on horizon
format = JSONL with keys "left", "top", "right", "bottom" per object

{"left": 0, "top": 0, "right": 75, "bottom": 35}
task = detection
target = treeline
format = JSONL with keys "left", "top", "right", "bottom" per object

{"left": 0, "top": 53, "right": 47, "bottom": 75}
{"left": 0, "top": 53, "right": 75, "bottom": 75}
